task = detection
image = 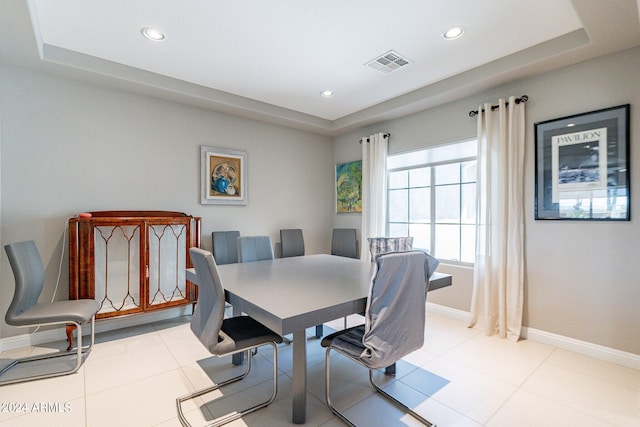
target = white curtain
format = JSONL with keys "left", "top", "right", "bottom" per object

{"left": 360, "top": 132, "right": 389, "bottom": 261}
{"left": 469, "top": 97, "right": 525, "bottom": 340}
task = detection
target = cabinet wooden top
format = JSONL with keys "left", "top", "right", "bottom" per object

{"left": 69, "top": 210, "right": 201, "bottom": 222}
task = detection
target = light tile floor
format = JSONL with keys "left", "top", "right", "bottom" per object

{"left": 0, "top": 312, "right": 639, "bottom": 426}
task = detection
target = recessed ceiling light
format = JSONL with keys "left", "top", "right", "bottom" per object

{"left": 141, "top": 27, "right": 165, "bottom": 41}
{"left": 442, "top": 26, "right": 465, "bottom": 40}
{"left": 320, "top": 90, "right": 334, "bottom": 98}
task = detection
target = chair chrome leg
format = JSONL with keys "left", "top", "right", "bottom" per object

{"left": 176, "top": 342, "right": 279, "bottom": 427}
{"left": 0, "top": 317, "right": 96, "bottom": 386}
{"left": 0, "top": 361, "right": 18, "bottom": 378}
{"left": 324, "top": 347, "right": 356, "bottom": 427}
{"left": 368, "top": 370, "right": 436, "bottom": 427}
{"left": 325, "top": 346, "right": 436, "bottom": 427}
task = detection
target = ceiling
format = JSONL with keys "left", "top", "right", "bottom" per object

{"left": 1, "top": 0, "right": 639, "bottom": 136}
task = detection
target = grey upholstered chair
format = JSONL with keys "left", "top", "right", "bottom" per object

{"left": 367, "top": 236, "right": 414, "bottom": 261}
{"left": 237, "top": 236, "right": 274, "bottom": 262}
{"left": 236, "top": 235, "right": 292, "bottom": 344}
{"left": 280, "top": 229, "right": 305, "bottom": 258}
{"left": 330, "top": 228, "right": 359, "bottom": 328}
{"left": 321, "top": 251, "right": 439, "bottom": 427}
{"left": 366, "top": 236, "right": 420, "bottom": 375}
{"left": 212, "top": 231, "right": 240, "bottom": 311}
{"left": 212, "top": 231, "right": 240, "bottom": 265}
{"left": 278, "top": 228, "right": 325, "bottom": 337}
{"left": 176, "top": 248, "right": 283, "bottom": 427}
{"left": 1, "top": 241, "right": 100, "bottom": 386}
{"left": 331, "top": 228, "right": 358, "bottom": 259}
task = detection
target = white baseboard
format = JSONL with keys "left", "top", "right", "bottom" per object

{"left": 0, "top": 306, "right": 190, "bottom": 353}
{"left": 521, "top": 326, "right": 640, "bottom": 371}
{"left": 426, "top": 303, "right": 640, "bottom": 371}
{"left": 427, "top": 302, "right": 472, "bottom": 322}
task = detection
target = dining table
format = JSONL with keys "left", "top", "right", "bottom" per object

{"left": 186, "top": 253, "right": 452, "bottom": 424}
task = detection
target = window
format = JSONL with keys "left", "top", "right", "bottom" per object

{"left": 387, "top": 140, "right": 477, "bottom": 264}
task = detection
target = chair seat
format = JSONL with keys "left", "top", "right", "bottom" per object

{"left": 7, "top": 299, "right": 100, "bottom": 327}
{"left": 216, "top": 316, "right": 283, "bottom": 355}
{"left": 321, "top": 325, "right": 366, "bottom": 359}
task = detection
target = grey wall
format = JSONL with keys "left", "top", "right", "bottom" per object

{"left": 0, "top": 63, "right": 333, "bottom": 338}
{"left": 333, "top": 47, "right": 640, "bottom": 355}
{"left": 2, "top": 47, "right": 638, "bottom": 355}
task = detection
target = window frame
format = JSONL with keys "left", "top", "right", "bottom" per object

{"left": 386, "top": 141, "right": 477, "bottom": 267}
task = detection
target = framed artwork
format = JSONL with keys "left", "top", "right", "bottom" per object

{"left": 200, "top": 146, "right": 247, "bottom": 205}
{"left": 336, "top": 160, "right": 362, "bottom": 213}
{"left": 534, "top": 104, "right": 630, "bottom": 220}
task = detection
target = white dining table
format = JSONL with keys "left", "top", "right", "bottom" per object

{"left": 187, "top": 253, "right": 452, "bottom": 424}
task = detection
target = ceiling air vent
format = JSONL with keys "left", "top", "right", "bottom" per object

{"left": 366, "top": 50, "right": 411, "bottom": 74}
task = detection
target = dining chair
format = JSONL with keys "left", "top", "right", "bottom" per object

{"left": 321, "top": 250, "right": 439, "bottom": 427}
{"left": 280, "top": 228, "right": 305, "bottom": 258}
{"left": 236, "top": 236, "right": 292, "bottom": 343}
{"left": 331, "top": 228, "right": 358, "bottom": 259}
{"left": 212, "top": 230, "right": 240, "bottom": 265}
{"left": 366, "top": 236, "right": 427, "bottom": 375}
{"left": 212, "top": 231, "right": 240, "bottom": 311}
{"left": 237, "top": 236, "right": 274, "bottom": 262}
{"left": 279, "top": 228, "right": 326, "bottom": 338}
{"left": 330, "top": 228, "right": 359, "bottom": 328}
{"left": 367, "top": 236, "right": 414, "bottom": 261}
{"left": 176, "top": 248, "right": 283, "bottom": 427}
{"left": 1, "top": 241, "right": 100, "bottom": 386}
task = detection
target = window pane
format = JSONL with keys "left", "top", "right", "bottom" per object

{"left": 388, "top": 189, "right": 408, "bottom": 222}
{"left": 461, "top": 160, "right": 477, "bottom": 183}
{"left": 435, "top": 184, "right": 460, "bottom": 223}
{"left": 387, "top": 140, "right": 478, "bottom": 265}
{"left": 435, "top": 224, "right": 460, "bottom": 261}
{"left": 435, "top": 163, "right": 460, "bottom": 185}
{"left": 409, "top": 223, "right": 430, "bottom": 253}
{"left": 389, "top": 223, "right": 408, "bottom": 237}
{"left": 388, "top": 170, "right": 408, "bottom": 189}
{"left": 461, "top": 183, "right": 476, "bottom": 224}
{"left": 409, "top": 187, "right": 430, "bottom": 223}
{"left": 460, "top": 225, "right": 476, "bottom": 263}
{"left": 409, "top": 167, "right": 430, "bottom": 187}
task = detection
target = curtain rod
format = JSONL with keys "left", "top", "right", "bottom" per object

{"left": 358, "top": 132, "right": 390, "bottom": 144}
{"left": 468, "top": 95, "right": 528, "bottom": 117}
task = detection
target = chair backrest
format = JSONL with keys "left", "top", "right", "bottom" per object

{"left": 4, "top": 241, "right": 46, "bottom": 325}
{"left": 237, "top": 236, "right": 274, "bottom": 262}
{"left": 188, "top": 248, "right": 226, "bottom": 353}
{"left": 331, "top": 228, "right": 358, "bottom": 259}
{"left": 280, "top": 229, "right": 304, "bottom": 258}
{"left": 367, "top": 236, "right": 414, "bottom": 261}
{"left": 212, "top": 231, "right": 240, "bottom": 265}
{"left": 360, "top": 251, "right": 432, "bottom": 369}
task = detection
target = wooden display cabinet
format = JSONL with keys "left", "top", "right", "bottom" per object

{"left": 67, "top": 211, "right": 200, "bottom": 347}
